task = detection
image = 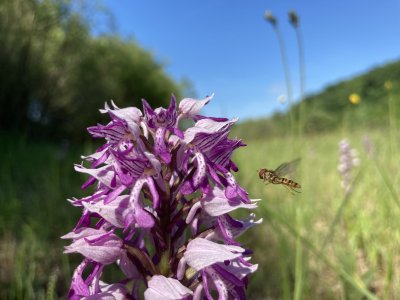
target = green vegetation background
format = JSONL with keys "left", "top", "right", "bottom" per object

{"left": 1, "top": 0, "right": 400, "bottom": 299}
{"left": 0, "top": 0, "right": 188, "bottom": 141}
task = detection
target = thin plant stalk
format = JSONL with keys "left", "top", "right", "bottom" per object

{"left": 373, "top": 158, "right": 400, "bottom": 209}
{"left": 320, "top": 169, "right": 363, "bottom": 251}
{"left": 295, "top": 24, "right": 306, "bottom": 139}
{"left": 287, "top": 14, "right": 307, "bottom": 297}
{"left": 274, "top": 25, "right": 295, "bottom": 139}
{"left": 265, "top": 12, "right": 295, "bottom": 141}
{"left": 293, "top": 209, "right": 304, "bottom": 300}
{"left": 272, "top": 221, "right": 294, "bottom": 299}
{"left": 362, "top": 134, "right": 400, "bottom": 209}
{"left": 290, "top": 16, "right": 306, "bottom": 297}
{"left": 294, "top": 26, "right": 306, "bottom": 300}
{"left": 288, "top": 10, "right": 306, "bottom": 140}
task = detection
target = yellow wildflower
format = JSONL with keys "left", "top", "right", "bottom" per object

{"left": 384, "top": 80, "right": 393, "bottom": 91}
{"left": 349, "top": 93, "right": 361, "bottom": 105}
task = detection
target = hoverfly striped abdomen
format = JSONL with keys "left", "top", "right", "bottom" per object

{"left": 258, "top": 159, "right": 301, "bottom": 193}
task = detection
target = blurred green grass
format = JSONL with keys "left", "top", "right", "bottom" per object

{"left": 0, "top": 132, "right": 87, "bottom": 299}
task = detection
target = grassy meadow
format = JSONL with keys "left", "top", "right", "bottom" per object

{"left": 235, "top": 128, "right": 400, "bottom": 299}
{"left": 0, "top": 133, "right": 84, "bottom": 299}
{"left": 1, "top": 124, "right": 399, "bottom": 299}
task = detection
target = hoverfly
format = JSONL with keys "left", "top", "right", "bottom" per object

{"left": 258, "top": 158, "right": 301, "bottom": 193}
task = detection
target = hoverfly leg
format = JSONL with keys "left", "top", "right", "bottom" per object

{"left": 282, "top": 185, "right": 295, "bottom": 195}
{"left": 282, "top": 185, "right": 301, "bottom": 195}
{"left": 289, "top": 186, "right": 301, "bottom": 194}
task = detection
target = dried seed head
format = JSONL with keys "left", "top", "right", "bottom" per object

{"left": 264, "top": 10, "right": 277, "bottom": 26}
{"left": 288, "top": 10, "right": 299, "bottom": 27}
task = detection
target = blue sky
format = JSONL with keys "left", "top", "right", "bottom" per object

{"left": 94, "top": 0, "right": 400, "bottom": 121}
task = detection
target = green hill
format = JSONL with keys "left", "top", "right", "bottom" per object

{"left": 233, "top": 59, "right": 400, "bottom": 140}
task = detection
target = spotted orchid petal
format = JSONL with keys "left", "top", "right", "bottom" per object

{"left": 142, "top": 99, "right": 157, "bottom": 127}
{"left": 224, "top": 172, "right": 250, "bottom": 203}
{"left": 180, "top": 151, "right": 207, "bottom": 195}
{"left": 74, "top": 164, "right": 116, "bottom": 189}
{"left": 202, "top": 186, "right": 259, "bottom": 216}
{"left": 206, "top": 214, "right": 263, "bottom": 243}
{"left": 87, "top": 121, "right": 127, "bottom": 144}
{"left": 143, "top": 96, "right": 177, "bottom": 130}
{"left": 184, "top": 238, "right": 245, "bottom": 271}
{"left": 144, "top": 275, "right": 193, "bottom": 300}
{"left": 183, "top": 118, "right": 237, "bottom": 151}
{"left": 82, "top": 196, "right": 130, "bottom": 228}
{"left": 126, "top": 177, "right": 156, "bottom": 228}
{"left": 68, "top": 260, "right": 91, "bottom": 299}
{"left": 63, "top": 228, "right": 123, "bottom": 264}
{"left": 220, "top": 257, "right": 258, "bottom": 280}
{"left": 100, "top": 101, "right": 142, "bottom": 122}
{"left": 154, "top": 127, "right": 171, "bottom": 163}
{"left": 207, "top": 139, "right": 245, "bottom": 170}
{"left": 85, "top": 282, "right": 130, "bottom": 300}
{"left": 61, "top": 227, "right": 108, "bottom": 240}
{"left": 179, "top": 94, "right": 213, "bottom": 118}
{"left": 118, "top": 252, "right": 141, "bottom": 279}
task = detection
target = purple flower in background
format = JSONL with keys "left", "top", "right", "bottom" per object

{"left": 338, "top": 139, "right": 360, "bottom": 193}
{"left": 63, "top": 95, "right": 261, "bottom": 299}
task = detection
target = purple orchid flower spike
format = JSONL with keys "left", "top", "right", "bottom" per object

{"left": 63, "top": 95, "right": 261, "bottom": 299}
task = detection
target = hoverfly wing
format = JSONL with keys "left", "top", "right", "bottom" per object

{"left": 274, "top": 158, "right": 301, "bottom": 178}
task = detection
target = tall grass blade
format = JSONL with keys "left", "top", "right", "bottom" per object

{"left": 294, "top": 208, "right": 304, "bottom": 300}
{"left": 373, "top": 159, "right": 400, "bottom": 209}
{"left": 320, "top": 169, "right": 363, "bottom": 251}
